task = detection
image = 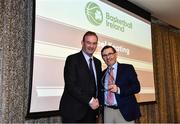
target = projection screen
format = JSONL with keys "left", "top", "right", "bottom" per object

{"left": 28, "top": 0, "right": 155, "bottom": 115}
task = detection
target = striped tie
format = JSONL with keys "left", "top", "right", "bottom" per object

{"left": 107, "top": 67, "right": 114, "bottom": 105}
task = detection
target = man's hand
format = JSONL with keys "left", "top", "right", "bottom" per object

{"left": 89, "top": 98, "right": 99, "bottom": 110}
{"left": 108, "top": 84, "right": 118, "bottom": 93}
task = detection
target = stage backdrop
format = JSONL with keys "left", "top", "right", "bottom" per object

{"left": 29, "top": 0, "right": 155, "bottom": 114}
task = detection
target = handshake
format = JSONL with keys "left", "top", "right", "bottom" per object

{"left": 89, "top": 97, "right": 99, "bottom": 110}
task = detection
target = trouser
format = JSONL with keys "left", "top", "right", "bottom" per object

{"left": 104, "top": 106, "right": 134, "bottom": 123}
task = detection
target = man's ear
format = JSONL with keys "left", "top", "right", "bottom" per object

{"left": 81, "top": 40, "right": 83, "bottom": 45}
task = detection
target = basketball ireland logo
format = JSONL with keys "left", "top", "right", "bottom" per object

{"left": 85, "top": 2, "right": 103, "bottom": 26}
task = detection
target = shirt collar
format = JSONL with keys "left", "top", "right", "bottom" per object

{"left": 108, "top": 62, "right": 117, "bottom": 70}
{"left": 82, "top": 50, "right": 93, "bottom": 62}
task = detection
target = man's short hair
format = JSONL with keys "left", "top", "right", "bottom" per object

{"left": 101, "top": 45, "right": 117, "bottom": 54}
{"left": 82, "top": 31, "right": 98, "bottom": 41}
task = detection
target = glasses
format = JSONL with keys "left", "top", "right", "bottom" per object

{"left": 102, "top": 52, "right": 115, "bottom": 58}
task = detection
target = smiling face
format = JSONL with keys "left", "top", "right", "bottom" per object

{"left": 81, "top": 35, "right": 98, "bottom": 56}
{"left": 101, "top": 47, "right": 117, "bottom": 66}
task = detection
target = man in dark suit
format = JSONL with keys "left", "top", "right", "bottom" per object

{"left": 60, "top": 31, "right": 102, "bottom": 123}
{"left": 100, "top": 45, "right": 141, "bottom": 123}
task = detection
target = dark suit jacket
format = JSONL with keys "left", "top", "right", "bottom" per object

{"left": 100, "top": 63, "right": 141, "bottom": 121}
{"left": 60, "top": 51, "right": 102, "bottom": 120}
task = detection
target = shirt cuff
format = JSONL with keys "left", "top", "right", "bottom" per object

{"left": 89, "top": 97, "right": 94, "bottom": 104}
{"left": 116, "top": 87, "right": 120, "bottom": 94}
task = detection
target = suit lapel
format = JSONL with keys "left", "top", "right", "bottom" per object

{"left": 94, "top": 58, "right": 100, "bottom": 80}
{"left": 78, "top": 51, "right": 92, "bottom": 77}
{"left": 115, "top": 63, "right": 123, "bottom": 85}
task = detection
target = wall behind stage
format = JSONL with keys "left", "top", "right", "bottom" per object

{"left": 138, "top": 21, "right": 180, "bottom": 123}
{"left": 0, "top": 0, "right": 180, "bottom": 123}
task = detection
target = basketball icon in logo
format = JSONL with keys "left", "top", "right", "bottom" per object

{"left": 85, "top": 2, "right": 103, "bottom": 26}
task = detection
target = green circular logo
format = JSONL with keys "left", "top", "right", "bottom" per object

{"left": 85, "top": 2, "right": 103, "bottom": 26}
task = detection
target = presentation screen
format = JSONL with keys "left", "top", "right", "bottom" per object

{"left": 28, "top": 0, "right": 155, "bottom": 115}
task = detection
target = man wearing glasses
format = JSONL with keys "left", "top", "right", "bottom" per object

{"left": 100, "top": 45, "right": 141, "bottom": 123}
